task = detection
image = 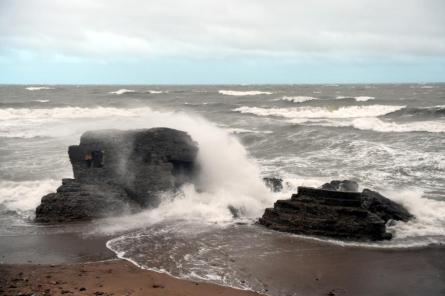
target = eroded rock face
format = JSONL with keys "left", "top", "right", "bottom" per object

{"left": 259, "top": 184, "right": 413, "bottom": 241}
{"left": 35, "top": 128, "right": 199, "bottom": 223}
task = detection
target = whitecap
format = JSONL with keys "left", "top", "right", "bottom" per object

{"left": 25, "top": 86, "right": 55, "bottom": 91}
{"left": 281, "top": 96, "right": 318, "bottom": 103}
{"left": 0, "top": 179, "right": 60, "bottom": 213}
{"left": 336, "top": 96, "right": 375, "bottom": 102}
{"left": 0, "top": 106, "right": 154, "bottom": 121}
{"left": 219, "top": 90, "right": 272, "bottom": 96}
{"left": 234, "top": 105, "right": 404, "bottom": 119}
{"left": 146, "top": 90, "right": 164, "bottom": 94}
{"left": 296, "top": 117, "right": 445, "bottom": 133}
{"left": 109, "top": 89, "right": 136, "bottom": 95}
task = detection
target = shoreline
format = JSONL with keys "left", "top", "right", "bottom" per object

{"left": 0, "top": 259, "right": 263, "bottom": 296}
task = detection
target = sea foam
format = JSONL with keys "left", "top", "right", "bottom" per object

{"left": 0, "top": 179, "right": 60, "bottom": 213}
{"left": 336, "top": 96, "right": 375, "bottom": 102}
{"left": 281, "top": 96, "right": 318, "bottom": 103}
{"left": 234, "top": 105, "right": 405, "bottom": 119}
{"left": 219, "top": 90, "right": 272, "bottom": 96}
{"left": 287, "top": 118, "right": 445, "bottom": 133}
{"left": 109, "top": 89, "right": 136, "bottom": 95}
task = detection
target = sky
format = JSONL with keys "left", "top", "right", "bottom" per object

{"left": 1, "top": 0, "right": 445, "bottom": 84}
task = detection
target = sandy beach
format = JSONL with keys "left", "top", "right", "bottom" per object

{"left": 0, "top": 259, "right": 262, "bottom": 296}
{"left": 1, "top": 232, "right": 445, "bottom": 296}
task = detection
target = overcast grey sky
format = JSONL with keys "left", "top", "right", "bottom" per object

{"left": 1, "top": 0, "right": 444, "bottom": 84}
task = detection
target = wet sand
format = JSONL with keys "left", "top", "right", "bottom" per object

{"left": 1, "top": 232, "right": 445, "bottom": 296}
{"left": 0, "top": 259, "right": 262, "bottom": 296}
{"left": 0, "top": 233, "right": 114, "bottom": 264}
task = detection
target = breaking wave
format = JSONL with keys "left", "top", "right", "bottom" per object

{"left": 0, "top": 106, "right": 154, "bottom": 121}
{"left": 33, "top": 99, "right": 50, "bottom": 103}
{"left": 0, "top": 179, "right": 60, "bottom": 214}
{"left": 281, "top": 96, "right": 318, "bottom": 103}
{"left": 234, "top": 105, "right": 404, "bottom": 119}
{"left": 291, "top": 118, "right": 445, "bottom": 133}
{"left": 109, "top": 89, "right": 165, "bottom": 95}
{"left": 25, "top": 86, "right": 55, "bottom": 91}
{"left": 336, "top": 96, "right": 375, "bottom": 102}
{"left": 385, "top": 105, "right": 445, "bottom": 119}
{"left": 109, "top": 89, "right": 136, "bottom": 95}
{"left": 219, "top": 90, "right": 272, "bottom": 96}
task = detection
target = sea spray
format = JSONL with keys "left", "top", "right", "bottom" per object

{"left": 234, "top": 105, "right": 405, "bottom": 119}
{"left": 0, "top": 179, "right": 61, "bottom": 213}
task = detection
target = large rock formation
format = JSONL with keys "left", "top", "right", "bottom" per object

{"left": 36, "top": 128, "right": 198, "bottom": 223}
{"left": 259, "top": 184, "right": 413, "bottom": 241}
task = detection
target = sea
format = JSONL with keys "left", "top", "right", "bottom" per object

{"left": 0, "top": 84, "right": 444, "bottom": 295}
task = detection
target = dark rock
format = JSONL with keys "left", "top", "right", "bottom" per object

{"left": 321, "top": 180, "right": 359, "bottom": 192}
{"left": 259, "top": 184, "right": 413, "bottom": 241}
{"left": 36, "top": 128, "right": 199, "bottom": 223}
{"left": 361, "top": 189, "right": 413, "bottom": 222}
{"left": 152, "top": 284, "right": 164, "bottom": 289}
{"left": 228, "top": 205, "right": 241, "bottom": 218}
{"left": 263, "top": 177, "right": 284, "bottom": 192}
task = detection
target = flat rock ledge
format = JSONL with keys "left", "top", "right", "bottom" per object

{"left": 35, "top": 128, "right": 198, "bottom": 223}
{"left": 259, "top": 185, "right": 413, "bottom": 241}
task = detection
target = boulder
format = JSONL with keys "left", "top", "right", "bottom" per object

{"left": 263, "top": 177, "right": 284, "bottom": 192}
{"left": 361, "top": 189, "right": 413, "bottom": 222}
{"left": 35, "top": 128, "right": 199, "bottom": 223}
{"left": 259, "top": 184, "right": 413, "bottom": 241}
{"left": 321, "top": 180, "right": 359, "bottom": 192}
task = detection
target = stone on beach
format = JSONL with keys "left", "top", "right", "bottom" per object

{"left": 35, "top": 128, "right": 199, "bottom": 223}
{"left": 259, "top": 183, "right": 413, "bottom": 241}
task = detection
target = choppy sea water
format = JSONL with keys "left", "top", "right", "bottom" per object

{"left": 0, "top": 84, "right": 444, "bottom": 294}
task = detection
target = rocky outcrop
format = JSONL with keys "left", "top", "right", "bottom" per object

{"left": 321, "top": 180, "right": 359, "bottom": 192}
{"left": 259, "top": 184, "right": 413, "bottom": 241}
{"left": 263, "top": 177, "right": 284, "bottom": 192}
{"left": 361, "top": 189, "right": 413, "bottom": 223}
{"left": 35, "top": 128, "right": 199, "bottom": 223}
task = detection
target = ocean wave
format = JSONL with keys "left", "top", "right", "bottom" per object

{"left": 234, "top": 105, "right": 404, "bottom": 119}
{"left": 0, "top": 179, "right": 60, "bottom": 213}
{"left": 109, "top": 89, "right": 165, "bottom": 95}
{"left": 385, "top": 105, "right": 445, "bottom": 119}
{"left": 274, "top": 176, "right": 445, "bottom": 247}
{"left": 219, "top": 90, "right": 272, "bottom": 96}
{"left": 25, "top": 86, "right": 55, "bottom": 91}
{"left": 293, "top": 118, "right": 445, "bottom": 133}
{"left": 0, "top": 106, "right": 154, "bottom": 121}
{"left": 281, "top": 96, "right": 318, "bottom": 103}
{"left": 109, "top": 89, "right": 136, "bottom": 95}
{"left": 336, "top": 96, "right": 375, "bottom": 102}
{"left": 33, "top": 99, "right": 50, "bottom": 103}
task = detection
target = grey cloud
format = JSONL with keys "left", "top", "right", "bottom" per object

{"left": 1, "top": 0, "right": 444, "bottom": 59}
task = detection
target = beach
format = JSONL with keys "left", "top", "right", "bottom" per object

{"left": 1, "top": 232, "right": 445, "bottom": 296}
{"left": 0, "top": 84, "right": 444, "bottom": 295}
{"left": 0, "top": 259, "right": 263, "bottom": 296}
